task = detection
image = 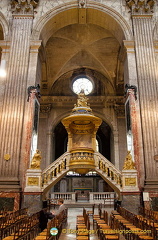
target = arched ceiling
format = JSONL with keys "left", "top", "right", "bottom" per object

{"left": 39, "top": 8, "right": 126, "bottom": 97}
{"left": 38, "top": 8, "right": 130, "bottom": 46}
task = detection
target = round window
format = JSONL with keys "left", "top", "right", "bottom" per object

{"left": 72, "top": 77, "right": 93, "bottom": 95}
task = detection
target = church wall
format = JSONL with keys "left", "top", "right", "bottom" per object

{"left": 53, "top": 176, "right": 114, "bottom": 193}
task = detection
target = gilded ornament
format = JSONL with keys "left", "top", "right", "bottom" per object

{"left": 123, "top": 151, "right": 135, "bottom": 170}
{"left": 44, "top": 173, "right": 47, "bottom": 184}
{"left": 30, "top": 149, "right": 41, "bottom": 169}
{"left": 28, "top": 177, "right": 39, "bottom": 186}
{"left": 4, "top": 154, "right": 10, "bottom": 161}
{"left": 125, "top": 177, "right": 136, "bottom": 186}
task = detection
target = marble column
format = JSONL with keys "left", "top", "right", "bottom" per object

{"left": 124, "top": 41, "right": 144, "bottom": 189}
{"left": 20, "top": 40, "right": 41, "bottom": 190}
{"left": 125, "top": 89, "right": 145, "bottom": 189}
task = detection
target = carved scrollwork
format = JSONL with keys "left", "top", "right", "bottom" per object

{"left": 40, "top": 104, "right": 52, "bottom": 113}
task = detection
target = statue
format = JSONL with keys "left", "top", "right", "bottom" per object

{"left": 30, "top": 149, "right": 41, "bottom": 169}
{"left": 123, "top": 151, "right": 135, "bottom": 170}
{"left": 76, "top": 89, "right": 89, "bottom": 107}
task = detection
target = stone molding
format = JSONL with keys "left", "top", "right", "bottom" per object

{"left": 125, "top": 0, "right": 155, "bottom": 14}
{"left": 40, "top": 96, "right": 124, "bottom": 104}
{"left": 123, "top": 40, "right": 135, "bottom": 53}
{"left": 40, "top": 96, "right": 125, "bottom": 113}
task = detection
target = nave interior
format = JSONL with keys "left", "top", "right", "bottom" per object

{"left": 0, "top": 201, "right": 158, "bottom": 240}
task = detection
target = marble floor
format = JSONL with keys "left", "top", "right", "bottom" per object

{"left": 56, "top": 206, "right": 125, "bottom": 240}
{"left": 54, "top": 207, "right": 125, "bottom": 240}
{"left": 58, "top": 207, "right": 99, "bottom": 240}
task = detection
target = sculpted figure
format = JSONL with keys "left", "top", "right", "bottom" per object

{"left": 30, "top": 149, "right": 41, "bottom": 169}
{"left": 77, "top": 90, "right": 88, "bottom": 107}
{"left": 123, "top": 151, "right": 135, "bottom": 170}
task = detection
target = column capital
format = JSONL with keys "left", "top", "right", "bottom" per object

{"left": 125, "top": 0, "right": 155, "bottom": 15}
{"left": 11, "top": 0, "right": 39, "bottom": 17}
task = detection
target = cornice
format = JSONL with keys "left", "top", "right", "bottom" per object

{"left": 40, "top": 95, "right": 124, "bottom": 113}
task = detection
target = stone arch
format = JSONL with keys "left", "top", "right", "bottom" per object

{"left": 31, "top": 2, "right": 133, "bottom": 45}
{"left": 153, "top": 21, "right": 158, "bottom": 41}
{"left": 0, "top": 12, "right": 9, "bottom": 40}
{"left": 49, "top": 108, "right": 116, "bottom": 135}
{"left": 95, "top": 169, "right": 121, "bottom": 199}
{"left": 47, "top": 110, "right": 117, "bottom": 165}
{"left": 42, "top": 170, "right": 69, "bottom": 198}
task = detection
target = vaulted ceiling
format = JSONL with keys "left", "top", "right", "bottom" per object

{"left": 39, "top": 8, "right": 125, "bottom": 97}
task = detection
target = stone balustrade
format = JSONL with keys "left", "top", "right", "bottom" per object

{"left": 51, "top": 192, "right": 115, "bottom": 205}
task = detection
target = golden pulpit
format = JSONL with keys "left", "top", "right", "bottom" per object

{"left": 62, "top": 90, "right": 102, "bottom": 174}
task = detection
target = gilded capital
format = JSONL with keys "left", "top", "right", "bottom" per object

{"left": 125, "top": 0, "right": 155, "bottom": 14}
{"left": 11, "top": 0, "right": 39, "bottom": 15}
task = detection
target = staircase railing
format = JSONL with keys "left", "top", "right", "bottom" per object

{"left": 94, "top": 152, "right": 122, "bottom": 189}
{"left": 41, "top": 152, "right": 71, "bottom": 189}
{"left": 41, "top": 151, "right": 122, "bottom": 191}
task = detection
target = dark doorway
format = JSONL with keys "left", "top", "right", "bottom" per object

{"left": 97, "top": 121, "right": 111, "bottom": 161}
{"left": 54, "top": 122, "right": 68, "bottom": 160}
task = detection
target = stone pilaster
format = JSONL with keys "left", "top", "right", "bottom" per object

{"left": 125, "top": 0, "right": 158, "bottom": 190}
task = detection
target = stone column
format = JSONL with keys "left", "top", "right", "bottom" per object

{"left": 0, "top": 0, "right": 39, "bottom": 201}
{"left": 0, "top": 19, "right": 33, "bottom": 183}
{"left": 125, "top": 0, "right": 158, "bottom": 190}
